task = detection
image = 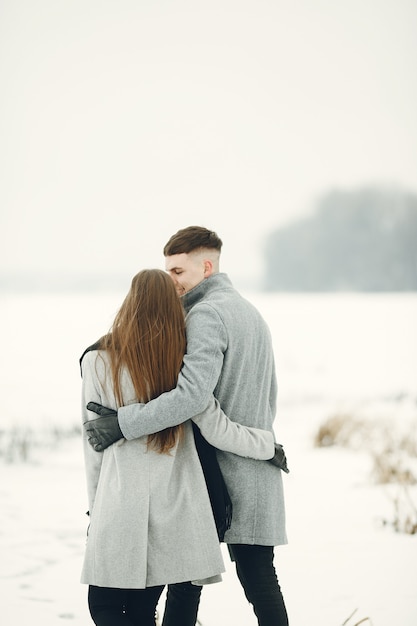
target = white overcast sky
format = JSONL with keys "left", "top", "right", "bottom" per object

{"left": 1, "top": 0, "right": 416, "bottom": 286}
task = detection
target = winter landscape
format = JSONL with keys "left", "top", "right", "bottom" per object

{"left": 1, "top": 290, "right": 416, "bottom": 625}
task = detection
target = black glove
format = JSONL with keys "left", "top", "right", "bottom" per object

{"left": 84, "top": 402, "right": 124, "bottom": 451}
{"left": 268, "top": 443, "right": 290, "bottom": 473}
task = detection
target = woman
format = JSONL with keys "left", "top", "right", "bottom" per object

{"left": 80, "top": 269, "right": 276, "bottom": 625}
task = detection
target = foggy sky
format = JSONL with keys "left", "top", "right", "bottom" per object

{"left": 1, "top": 0, "right": 416, "bottom": 286}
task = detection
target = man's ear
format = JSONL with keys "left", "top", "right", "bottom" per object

{"left": 203, "top": 259, "right": 214, "bottom": 277}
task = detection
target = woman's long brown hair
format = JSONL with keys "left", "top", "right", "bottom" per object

{"left": 101, "top": 269, "right": 186, "bottom": 454}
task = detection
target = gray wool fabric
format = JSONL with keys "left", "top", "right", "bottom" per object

{"left": 81, "top": 349, "right": 276, "bottom": 589}
{"left": 119, "top": 273, "right": 288, "bottom": 547}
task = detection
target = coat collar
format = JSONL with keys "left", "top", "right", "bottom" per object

{"left": 181, "top": 273, "right": 233, "bottom": 313}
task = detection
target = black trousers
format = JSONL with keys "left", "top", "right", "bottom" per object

{"left": 161, "top": 581, "right": 203, "bottom": 626}
{"left": 88, "top": 584, "right": 164, "bottom": 626}
{"left": 162, "top": 545, "right": 288, "bottom": 626}
{"left": 231, "top": 544, "right": 289, "bottom": 626}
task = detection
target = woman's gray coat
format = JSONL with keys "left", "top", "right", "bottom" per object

{"left": 81, "top": 349, "right": 275, "bottom": 589}
{"left": 118, "top": 273, "right": 288, "bottom": 547}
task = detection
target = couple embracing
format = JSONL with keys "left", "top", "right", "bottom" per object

{"left": 80, "top": 226, "right": 289, "bottom": 626}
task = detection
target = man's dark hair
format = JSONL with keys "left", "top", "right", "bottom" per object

{"left": 163, "top": 226, "right": 223, "bottom": 256}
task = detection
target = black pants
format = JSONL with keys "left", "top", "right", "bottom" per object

{"left": 162, "top": 545, "right": 288, "bottom": 626}
{"left": 231, "top": 544, "right": 288, "bottom": 626}
{"left": 161, "top": 581, "right": 203, "bottom": 626}
{"left": 88, "top": 584, "right": 164, "bottom": 626}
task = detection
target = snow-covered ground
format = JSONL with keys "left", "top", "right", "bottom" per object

{"left": 1, "top": 291, "right": 417, "bottom": 624}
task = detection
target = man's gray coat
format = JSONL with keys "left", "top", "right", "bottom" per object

{"left": 119, "top": 273, "right": 287, "bottom": 547}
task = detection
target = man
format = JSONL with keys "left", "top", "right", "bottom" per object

{"left": 86, "top": 226, "right": 289, "bottom": 626}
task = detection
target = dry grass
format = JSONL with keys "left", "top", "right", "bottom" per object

{"left": 342, "top": 608, "right": 373, "bottom": 625}
{"left": 314, "top": 413, "right": 370, "bottom": 449}
{"left": 0, "top": 424, "right": 81, "bottom": 463}
{"left": 380, "top": 484, "right": 417, "bottom": 535}
{"left": 314, "top": 413, "right": 417, "bottom": 535}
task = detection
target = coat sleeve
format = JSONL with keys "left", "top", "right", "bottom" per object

{"left": 118, "top": 303, "right": 227, "bottom": 440}
{"left": 191, "top": 397, "right": 275, "bottom": 459}
{"left": 81, "top": 351, "right": 104, "bottom": 513}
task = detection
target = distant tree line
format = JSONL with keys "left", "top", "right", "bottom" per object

{"left": 264, "top": 186, "right": 417, "bottom": 291}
